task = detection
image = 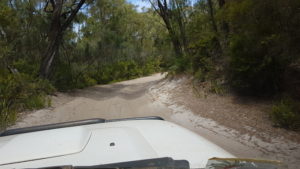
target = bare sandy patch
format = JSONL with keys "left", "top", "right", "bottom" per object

{"left": 149, "top": 76, "right": 300, "bottom": 169}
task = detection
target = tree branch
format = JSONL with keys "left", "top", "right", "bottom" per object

{"left": 62, "top": 0, "right": 86, "bottom": 31}
{"left": 50, "top": 0, "right": 56, "bottom": 8}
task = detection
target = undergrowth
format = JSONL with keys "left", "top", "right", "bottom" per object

{"left": 0, "top": 71, "right": 55, "bottom": 130}
{"left": 270, "top": 97, "right": 300, "bottom": 130}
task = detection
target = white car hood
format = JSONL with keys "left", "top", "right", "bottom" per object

{"left": 0, "top": 120, "right": 234, "bottom": 168}
{"left": 0, "top": 127, "right": 91, "bottom": 165}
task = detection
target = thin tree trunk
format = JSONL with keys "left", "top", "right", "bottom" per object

{"left": 218, "top": 0, "right": 229, "bottom": 35}
{"left": 174, "top": 0, "right": 187, "bottom": 54}
{"left": 218, "top": 0, "right": 225, "bottom": 7}
{"left": 156, "top": 0, "right": 184, "bottom": 58}
{"left": 39, "top": 34, "right": 62, "bottom": 78}
{"left": 207, "top": 0, "right": 218, "bottom": 33}
{"left": 207, "top": 0, "right": 223, "bottom": 56}
{"left": 39, "top": 0, "right": 63, "bottom": 78}
{"left": 39, "top": 0, "right": 86, "bottom": 79}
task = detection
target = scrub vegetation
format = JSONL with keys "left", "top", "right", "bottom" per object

{"left": 0, "top": 0, "right": 299, "bottom": 130}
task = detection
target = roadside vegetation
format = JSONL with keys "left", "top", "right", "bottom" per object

{"left": 0, "top": 0, "right": 299, "bottom": 130}
{"left": 0, "top": 0, "right": 164, "bottom": 129}
{"left": 149, "top": 0, "right": 300, "bottom": 130}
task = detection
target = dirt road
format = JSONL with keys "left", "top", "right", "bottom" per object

{"left": 13, "top": 73, "right": 172, "bottom": 126}
{"left": 12, "top": 73, "right": 300, "bottom": 169}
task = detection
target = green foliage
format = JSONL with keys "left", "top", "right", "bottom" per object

{"left": 52, "top": 58, "right": 160, "bottom": 91}
{"left": 210, "top": 80, "right": 226, "bottom": 95}
{"left": 49, "top": 0, "right": 165, "bottom": 91}
{"left": 168, "top": 56, "right": 190, "bottom": 74}
{"left": 23, "top": 94, "right": 49, "bottom": 110}
{"left": 0, "top": 0, "right": 165, "bottom": 128}
{"left": 0, "top": 70, "right": 55, "bottom": 129}
{"left": 270, "top": 98, "right": 300, "bottom": 130}
{"left": 0, "top": 0, "right": 53, "bottom": 128}
{"left": 77, "top": 75, "right": 97, "bottom": 89}
{"left": 193, "top": 56, "right": 214, "bottom": 81}
{"left": 93, "top": 59, "right": 160, "bottom": 84}
{"left": 51, "top": 61, "right": 97, "bottom": 91}
{"left": 12, "top": 59, "right": 39, "bottom": 75}
{"left": 226, "top": 0, "right": 300, "bottom": 96}
{"left": 228, "top": 35, "right": 284, "bottom": 95}
{"left": 1, "top": 0, "right": 299, "bottom": 131}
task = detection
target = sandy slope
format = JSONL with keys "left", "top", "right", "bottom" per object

{"left": 149, "top": 76, "right": 300, "bottom": 169}
{"left": 12, "top": 73, "right": 300, "bottom": 169}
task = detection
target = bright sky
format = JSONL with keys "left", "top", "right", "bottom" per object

{"left": 126, "top": 0, "right": 151, "bottom": 12}
{"left": 127, "top": 0, "right": 198, "bottom": 12}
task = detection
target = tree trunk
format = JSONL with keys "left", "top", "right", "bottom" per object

{"left": 207, "top": 0, "right": 223, "bottom": 56}
{"left": 164, "top": 16, "right": 183, "bottom": 58}
{"left": 39, "top": 0, "right": 86, "bottom": 79}
{"left": 174, "top": 0, "right": 187, "bottom": 54}
{"left": 39, "top": 33, "right": 62, "bottom": 78}
{"left": 218, "top": 0, "right": 229, "bottom": 35}
{"left": 207, "top": 0, "right": 218, "bottom": 33}
{"left": 218, "top": 0, "right": 225, "bottom": 7}
{"left": 155, "top": 0, "right": 184, "bottom": 58}
{"left": 39, "top": 0, "right": 63, "bottom": 78}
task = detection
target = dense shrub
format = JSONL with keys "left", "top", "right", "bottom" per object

{"left": 51, "top": 61, "right": 74, "bottom": 90}
{"left": 93, "top": 59, "right": 160, "bottom": 84}
{"left": 51, "top": 58, "right": 161, "bottom": 91}
{"left": 228, "top": 35, "right": 285, "bottom": 95}
{"left": 76, "top": 74, "right": 97, "bottom": 89}
{"left": 168, "top": 56, "right": 190, "bottom": 74}
{"left": 226, "top": 0, "right": 300, "bottom": 96}
{"left": 270, "top": 97, "right": 300, "bottom": 130}
{"left": 0, "top": 70, "right": 55, "bottom": 129}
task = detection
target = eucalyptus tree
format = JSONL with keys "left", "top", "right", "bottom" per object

{"left": 39, "top": 0, "right": 86, "bottom": 79}
{"left": 80, "top": 0, "right": 167, "bottom": 65}
{"left": 148, "top": 0, "right": 190, "bottom": 58}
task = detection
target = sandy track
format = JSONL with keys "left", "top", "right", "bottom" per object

{"left": 12, "top": 73, "right": 300, "bottom": 169}
{"left": 13, "top": 73, "right": 172, "bottom": 127}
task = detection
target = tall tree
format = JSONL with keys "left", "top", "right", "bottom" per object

{"left": 149, "top": 0, "right": 188, "bottom": 58}
{"left": 207, "top": 0, "right": 218, "bottom": 34}
{"left": 39, "top": 0, "right": 86, "bottom": 78}
{"left": 217, "top": 0, "right": 229, "bottom": 35}
{"left": 206, "top": 0, "right": 223, "bottom": 56}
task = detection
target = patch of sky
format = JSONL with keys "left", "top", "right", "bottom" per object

{"left": 126, "top": 0, "right": 151, "bottom": 12}
{"left": 127, "top": 0, "right": 198, "bottom": 12}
